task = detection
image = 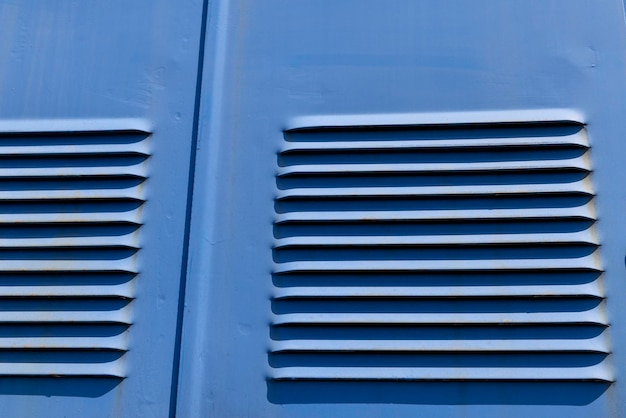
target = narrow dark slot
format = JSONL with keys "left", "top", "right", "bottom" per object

{"left": 271, "top": 297, "right": 602, "bottom": 315}
{"left": 284, "top": 122, "right": 583, "bottom": 142}
{"left": 279, "top": 146, "right": 586, "bottom": 167}
{"left": 276, "top": 194, "right": 593, "bottom": 213}
{"left": 274, "top": 244, "right": 598, "bottom": 263}
{"left": 275, "top": 219, "right": 595, "bottom": 238}
{"left": 269, "top": 352, "right": 608, "bottom": 368}
{"left": 270, "top": 324, "right": 606, "bottom": 341}
{"left": 277, "top": 170, "right": 589, "bottom": 189}
{"left": 271, "top": 270, "right": 602, "bottom": 287}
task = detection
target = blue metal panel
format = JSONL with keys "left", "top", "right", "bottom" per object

{"left": 178, "top": 0, "right": 626, "bottom": 417}
{"left": 0, "top": 1, "right": 204, "bottom": 417}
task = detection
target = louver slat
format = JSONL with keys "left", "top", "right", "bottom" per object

{"left": 0, "top": 129, "right": 148, "bottom": 378}
{"left": 271, "top": 365, "right": 612, "bottom": 381}
{"left": 273, "top": 283, "right": 603, "bottom": 298}
{"left": 271, "top": 121, "right": 611, "bottom": 383}
{"left": 275, "top": 207, "right": 596, "bottom": 222}
{"left": 277, "top": 182, "right": 593, "bottom": 198}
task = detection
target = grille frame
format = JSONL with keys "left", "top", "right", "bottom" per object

{"left": 271, "top": 120, "right": 611, "bottom": 384}
{"left": 0, "top": 124, "right": 149, "bottom": 379}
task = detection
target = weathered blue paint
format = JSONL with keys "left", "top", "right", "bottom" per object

{"left": 4, "top": 0, "right": 626, "bottom": 417}
{"left": 0, "top": 1, "right": 204, "bottom": 417}
{"left": 178, "top": 0, "right": 626, "bottom": 417}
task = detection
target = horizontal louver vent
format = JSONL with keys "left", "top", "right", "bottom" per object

{"left": 271, "top": 122, "right": 611, "bottom": 383}
{"left": 0, "top": 129, "right": 148, "bottom": 378}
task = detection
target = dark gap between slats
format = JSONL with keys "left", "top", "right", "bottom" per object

{"left": 0, "top": 350, "right": 124, "bottom": 363}
{"left": 270, "top": 324, "right": 606, "bottom": 341}
{"left": 277, "top": 170, "right": 589, "bottom": 189}
{"left": 0, "top": 377, "right": 122, "bottom": 396}
{"left": 267, "top": 381, "right": 609, "bottom": 405}
{"left": 273, "top": 245, "right": 598, "bottom": 263}
{"left": 0, "top": 248, "right": 137, "bottom": 260}
{"left": 0, "top": 323, "right": 129, "bottom": 338}
{"left": 0, "top": 224, "right": 140, "bottom": 238}
{"left": 271, "top": 297, "right": 602, "bottom": 314}
{"left": 0, "top": 298, "right": 130, "bottom": 312}
{"left": 0, "top": 199, "right": 142, "bottom": 214}
{"left": 272, "top": 271, "right": 601, "bottom": 287}
{"left": 269, "top": 352, "right": 607, "bottom": 368}
{"left": 0, "top": 154, "right": 147, "bottom": 168}
{"left": 0, "top": 272, "right": 135, "bottom": 286}
{"left": 0, "top": 177, "right": 145, "bottom": 191}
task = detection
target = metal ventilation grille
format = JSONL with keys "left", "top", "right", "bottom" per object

{"left": 0, "top": 129, "right": 148, "bottom": 379}
{"left": 271, "top": 122, "right": 611, "bottom": 383}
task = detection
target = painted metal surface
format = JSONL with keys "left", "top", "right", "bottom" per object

{"left": 0, "top": 125, "right": 148, "bottom": 379}
{"left": 0, "top": 1, "right": 203, "bottom": 417}
{"left": 178, "top": 0, "right": 626, "bottom": 417}
{"left": 4, "top": 0, "right": 626, "bottom": 417}
{"left": 270, "top": 119, "right": 609, "bottom": 382}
